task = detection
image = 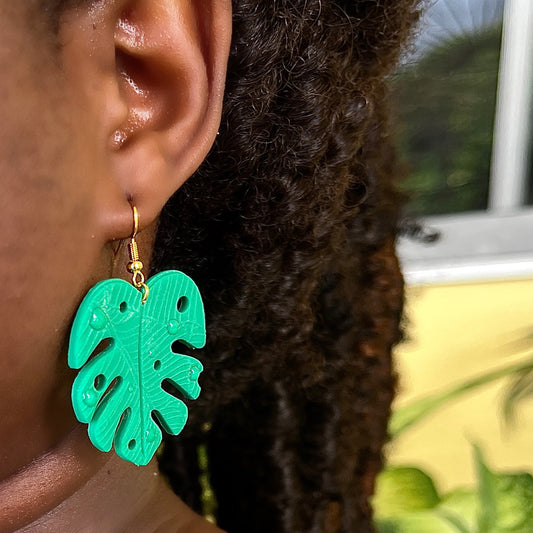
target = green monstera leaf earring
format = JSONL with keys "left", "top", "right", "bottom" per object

{"left": 68, "top": 206, "right": 205, "bottom": 466}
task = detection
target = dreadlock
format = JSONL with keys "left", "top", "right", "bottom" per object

{"left": 152, "top": 2, "right": 421, "bottom": 532}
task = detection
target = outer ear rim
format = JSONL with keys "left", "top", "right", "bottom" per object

{"left": 88, "top": 0, "right": 232, "bottom": 241}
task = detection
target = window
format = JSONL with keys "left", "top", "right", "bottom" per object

{"left": 396, "top": 0, "right": 533, "bottom": 285}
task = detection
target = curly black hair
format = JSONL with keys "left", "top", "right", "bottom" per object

{"left": 149, "top": 2, "right": 421, "bottom": 532}
{"left": 43, "top": 0, "right": 420, "bottom": 529}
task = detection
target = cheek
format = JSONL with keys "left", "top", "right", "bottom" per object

{"left": 0, "top": 42, "right": 103, "bottom": 370}
{"left": 0, "top": 6, "right": 120, "bottom": 474}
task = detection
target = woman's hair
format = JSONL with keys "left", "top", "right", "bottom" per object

{"left": 153, "top": 2, "right": 421, "bottom": 532}
{"left": 45, "top": 0, "right": 420, "bottom": 531}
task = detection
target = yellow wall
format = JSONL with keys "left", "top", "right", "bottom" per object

{"left": 388, "top": 278, "right": 533, "bottom": 493}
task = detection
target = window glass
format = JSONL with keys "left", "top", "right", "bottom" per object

{"left": 394, "top": 0, "right": 505, "bottom": 216}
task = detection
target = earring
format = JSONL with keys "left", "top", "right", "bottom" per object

{"left": 68, "top": 205, "right": 206, "bottom": 466}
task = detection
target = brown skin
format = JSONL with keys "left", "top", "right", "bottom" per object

{"left": 0, "top": 1, "right": 231, "bottom": 531}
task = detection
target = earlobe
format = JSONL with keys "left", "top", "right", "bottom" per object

{"left": 60, "top": 0, "right": 231, "bottom": 239}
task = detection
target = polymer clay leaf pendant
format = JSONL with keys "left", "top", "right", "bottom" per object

{"left": 68, "top": 270, "right": 205, "bottom": 466}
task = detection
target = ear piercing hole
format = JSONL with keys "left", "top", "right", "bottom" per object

{"left": 128, "top": 439, "right": 136, "bottom": 450}
{"left": 154, "top": 360, "right": 162, "bottom": 371}
{"left": 120, "top": 301, "right": 128, "bottom": 313}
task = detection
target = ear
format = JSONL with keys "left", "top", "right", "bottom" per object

{"left": 59, "top": 0, "right": 232, "bottom": 240}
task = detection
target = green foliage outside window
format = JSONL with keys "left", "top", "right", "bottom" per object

{"left": 393, "top": 25, "right": 502, "bottom": 216}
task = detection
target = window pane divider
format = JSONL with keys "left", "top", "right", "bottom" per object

{"left": 489, "top": 0, "right": 533, "bottom": 212}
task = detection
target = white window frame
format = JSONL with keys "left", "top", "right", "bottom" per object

{"left": 489, "top": 0, "right": 533, "bottom": 211}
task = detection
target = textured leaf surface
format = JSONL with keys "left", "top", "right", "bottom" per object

{"left": 68, "top": 270, "right": 205, "bottom": 465}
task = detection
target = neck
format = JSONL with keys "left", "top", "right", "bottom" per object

{"left": 0, "top": 425, "right": 222, "bottom": 533}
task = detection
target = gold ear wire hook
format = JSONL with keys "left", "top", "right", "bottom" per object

{"left": 127, "top": 204, "right": 150, "bottom": 303}
{"left": 132, "top": 205, "right": 139, "bottom": 239}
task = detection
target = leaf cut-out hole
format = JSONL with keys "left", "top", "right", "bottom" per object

{"left": 162, "top": 379, "right": 185, "bottom": 399}
{"left": 153, "top": 360, "right": 161, "bottom": 371}
{"left": 128, "top": 439, "right": 136, "bottom": 450}
{"left": 119, "top": 301, "right": 128, "bottom": 313}
{"left": 87, "top": 338, "right": 113, "bottom": 366}
{"left": 94, "top": 374, "right": 106, "bottom": 391}
{"left": 177, "top": 297, "right": 189, "bottom": 313}
{"left": 98, "top": 376, "right": 121, "bottom": 406}
{"left": 171, "top": 340, "right": 193, "bottom": 354}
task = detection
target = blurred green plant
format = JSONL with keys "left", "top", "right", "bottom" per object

{"left": 374, "top": 324, "right": 533, "bottom": 531}
{"left": 390, "top": 355, "right": 533, "bottom": 440}
{"left": 198, "top": 444, "right": 217, "bottom": 523}
{"left": 374, "top": 446, "right": 533, "bottom": 533}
